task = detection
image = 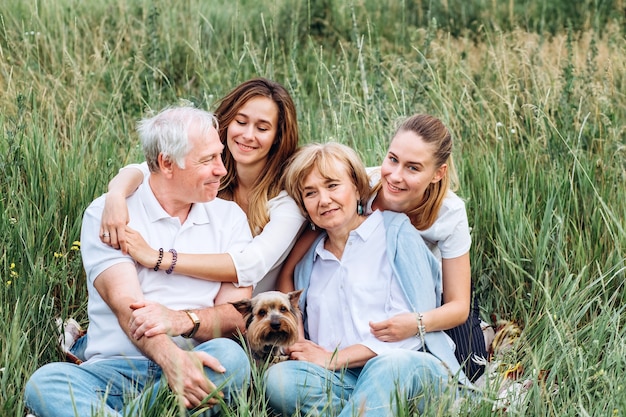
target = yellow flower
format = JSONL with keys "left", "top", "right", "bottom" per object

{"left": 10, "top": 263, "right": 15, "bottom": 269}
{"left": 6, "top": 281, "right": 11, "bottom": 286}
{"left": 54, "top": 252, "right": 65, "bottom": 258}
{"left": 72, "top": 241, "right": 81, "bottom": 247}
{"left": 10, "top": 270, "right": 18, "bottom": 278}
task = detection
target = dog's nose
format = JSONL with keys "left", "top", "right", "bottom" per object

{"left": 270, "top": 318, "right": 281, "bottom": 330}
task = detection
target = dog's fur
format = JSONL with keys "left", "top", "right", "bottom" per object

{"left": 231, "top": 290, "right": 302, "bottom": 365}
{"left": 488, "top": 319, "right": 522, "bottom": 361}
{"left": 473, "top": 320, "right": 537, "bottom": 413}
{"left": 474, "top": 320, "right": 523, "bottom": 384}
{"left": 458, "top": 319, "right": 557, "bottom": 413}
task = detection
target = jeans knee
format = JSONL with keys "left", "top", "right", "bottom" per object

{"left": 24, "top": 362, "right": 74, "bottom": 413}
{"left": 26, "top": 363, "right": 63, "bottom": 395}
{"left": 264, "top": 362, "right": 286, "bottom": 399}
{"left": 196, "top": 338, "right": 250, "bottom": 387}
{"left": 376, "top": 350, "right": 440, "bottom": 367}
{"left": 264, "top": 362, "right": 299, "bottom": 412}
{"left": 365, "top": 351, "right": 449, "bottom": 384}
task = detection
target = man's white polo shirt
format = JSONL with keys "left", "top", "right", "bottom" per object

{"left": 80, "top": 179, "right": 252, "bottom": 362}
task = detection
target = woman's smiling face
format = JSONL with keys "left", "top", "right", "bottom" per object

{"left": 379, "top": 130, "right": 446, "bottom": 213}
{"left": 302, "top": 166, "right": 361, "bottom": 234}
{"left": 226, "top": 96, "right": 279, "bottom": 169}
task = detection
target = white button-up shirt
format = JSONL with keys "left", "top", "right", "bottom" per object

{"left": 305, "top": 210, "right": 422, "bottom": 355}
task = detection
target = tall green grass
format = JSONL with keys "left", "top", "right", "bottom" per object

{"left": 1, "top": 0, "right": 625, "bottom": 415}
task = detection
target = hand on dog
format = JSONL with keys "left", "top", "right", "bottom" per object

{"left": 161, "top": 349, "right": 225, "bottom": 409}
{"left": 129, "top": 300, "right": 183, "bottom": 339}
{"left": 369, "top": 312, "right": 418, "bottom": 342}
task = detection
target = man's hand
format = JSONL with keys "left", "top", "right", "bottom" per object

{"left": 165, "top": 350, "right": 226, "bottom": 409}
{"left": 129, "top": 300, "right": 191, "bottom": 339}
{"left": 161, "top": 348, "right": 226, "bottom": 409}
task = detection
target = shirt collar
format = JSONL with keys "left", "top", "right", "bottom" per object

{"left": 313, "top": 210, "right": 383, "bottom": 260}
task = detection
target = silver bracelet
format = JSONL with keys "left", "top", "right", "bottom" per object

{"left": 415, "top": 312, "right": 426, "bottom": 350}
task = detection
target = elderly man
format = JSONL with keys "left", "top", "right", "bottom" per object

{"left": 25, "top": 106, "right": 253, "bottom": 416}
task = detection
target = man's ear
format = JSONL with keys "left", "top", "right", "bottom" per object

{"left": 431, "top": 163, "right": 447, "bottom": 184}
{"left": 157, "top": 153, "right": 175, "bottom": 178}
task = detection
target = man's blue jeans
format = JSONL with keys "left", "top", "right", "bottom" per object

{"left": 265, "top": 350, "right": 451, "bottom": 417}
{"left": 24, "top": 338, "right": 250, "bottom": 417}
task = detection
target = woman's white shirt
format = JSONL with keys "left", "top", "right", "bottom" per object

{"left": 120, "top": 163, "right": 305, "bottom": 294}
{"left": 305, "top": 211, "right": 422, "bottom": 355}
{"left": 230, "top": 190, "right": 305, "bottom": 294}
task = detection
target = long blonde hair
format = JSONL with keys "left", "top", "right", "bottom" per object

{"left": 214, "top": 78, "right": 299, "bottom": 235}
{"left": 373, "top": 114, "right": 458, "bottom": 230}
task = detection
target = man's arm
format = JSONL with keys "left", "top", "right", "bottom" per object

{"left": 128, "top": 282, "right": 252, "bottom": 341}
{"left": 94, "top": 262, "right": 225, "bottom": 409}
{"left": 197, "top": 282, "right": 252, "bottom": 339}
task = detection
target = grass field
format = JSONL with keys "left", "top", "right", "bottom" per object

{"left": 1, "top": 0, "right": 625, "bottom": 415}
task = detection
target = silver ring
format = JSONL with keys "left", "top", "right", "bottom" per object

{"left": 102, "top": 232, "right": 110, "bottom": 238}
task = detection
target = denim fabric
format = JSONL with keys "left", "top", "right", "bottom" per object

{"left": 24, "top": 338, "right": 249, "bottom": 417}
{"left": 265, "top": 350, "right": 450, "bottom": 417}
{"left": 69, "top": 333, "right": 87, "bottom": 362}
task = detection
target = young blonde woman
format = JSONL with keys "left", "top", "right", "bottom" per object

{"left": 99, "top": 78, "right": 305, "bottom": 297}
{"left": 278, "top": 114, "right": 487, "bottom": 381}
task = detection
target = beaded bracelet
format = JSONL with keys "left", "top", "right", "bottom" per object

{"left": 166, "top": 248, "right": 178, "bottom": 274}
{"left": 153, "top": 248, "right": 164, "bottom": 271}
{"left": 415, "top": 312, "right": 426, "bottom": 350}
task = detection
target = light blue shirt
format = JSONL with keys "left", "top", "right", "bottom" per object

{"left": 294, "top": 210, "right": 470, "bottom": 385}
{"left": 306, "top": 211, "right": 422, "bottom": 355}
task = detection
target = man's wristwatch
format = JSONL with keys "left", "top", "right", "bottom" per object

{"left": 181, "top": 310, "right": 200, "bottom": 339}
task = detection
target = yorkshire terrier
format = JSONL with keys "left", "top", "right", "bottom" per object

{"left": 231, "top": 290, "right": 302, "bottom": 365}
{"left": 474, "top": 320, "right": 524, "bottom": 386}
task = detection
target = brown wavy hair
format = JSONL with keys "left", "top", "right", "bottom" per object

{"left": 373, "top": 114, "right": 459, "bottom": 230}
{"left": 214, "top": 78, "right": 299, "bottom": 235}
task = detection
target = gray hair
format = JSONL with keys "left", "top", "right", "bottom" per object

{"left": 137, "top": 106, "right": 219, "bottom": 172}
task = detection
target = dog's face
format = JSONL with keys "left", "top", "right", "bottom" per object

{"left": 231, "top": 290, "right": 302, "bottom": 361}
{"left": 489, "top": 320, "right": 522, "bottom": 359}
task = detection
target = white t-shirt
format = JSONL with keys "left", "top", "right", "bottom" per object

{"left": 123, "top": 163, "right": 306, "bottom": 295}
{"left": 81, "top": 180, "right": 252, "bottom": 362}
{"left": 366, "top": 168, "right": 471, "bottom": 261}
{"left": 305, "top": 211, "right": 422, "bottom": 355}
{"left": 232, "top": 190, "right": 305, "bottom": 295}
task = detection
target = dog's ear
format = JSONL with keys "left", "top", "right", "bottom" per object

{"left": 288, "top": 289, "right": 303, "bottom": 310}
{"left": 230, "top": 299, "right": 253, "bottom": 317}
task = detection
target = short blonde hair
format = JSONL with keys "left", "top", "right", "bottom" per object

{"left": 282, "top": 142, "right": 371, "bottom": 218}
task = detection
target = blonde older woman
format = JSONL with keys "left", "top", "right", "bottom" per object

{"left": 265, "top": 142, "right": 468, "bottom": 417}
